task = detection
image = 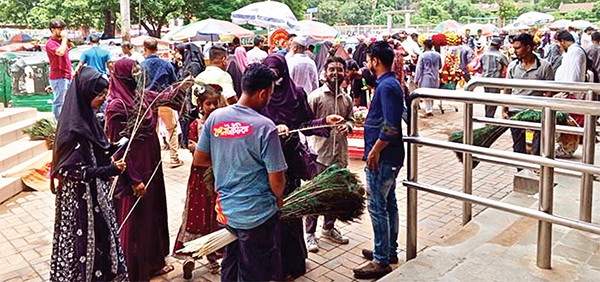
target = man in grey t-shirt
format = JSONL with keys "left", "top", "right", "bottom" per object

{"left": 503, "top": 33, "right": 554, "bottom": 157}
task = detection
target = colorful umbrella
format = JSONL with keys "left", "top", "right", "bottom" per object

{"left": 294, "top": 20, "right": 338, "bottom": 41}
{"left": 0, "top": 43, "right": 36, "bottom": 52}
{"left": 549, "top": 19, "right": 572, "bottom": 30}
{"left": 9, "top": 34, "right": 34, "bottom": 43}
{"left": 571, "top": 20, "right": 596, "bottom": 30}
{"left": 231, "top": 1, "right": 298, "bottom": 29}
{"left": 432, "top": 20, "right": 462, "bottom": 34}
{"left": 165, "top": 18, "right": 253, "bottom": 41}
{"left": 460, "top": 23, "right": 493, "bottom": 36}
{"left": 516, "top": 12, "right": 554, "bottom": 25}
{"left": 484, "top": 24, "right": 499, "bottom": 34}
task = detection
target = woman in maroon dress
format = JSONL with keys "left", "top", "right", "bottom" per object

{"left": 105, "top": 58, "right": 178, "bottom": 281}
{"left": 173, "top": 84, "right": 225, "bottom": 279}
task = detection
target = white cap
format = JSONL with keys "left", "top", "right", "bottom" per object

{"left": 293, "top": 36, "right": 307, "bottom": 47}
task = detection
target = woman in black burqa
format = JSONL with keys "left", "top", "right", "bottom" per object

{"left": 50, "top": 66, "right": 129, "bottom": 281}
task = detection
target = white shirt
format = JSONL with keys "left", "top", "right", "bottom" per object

{"left": 402, "top": 38, "right": 422, "bottom": 61}
{"left": 246, "top": 46, "right": 267, "bottom": 64}
{"left": 582, "top": 33, "right": 593, "bottom": 50}
{"left": 287, "top": 53, "right": 319, "bottom": 95}
{"left": 124, "top": 52, "right": 145, "bottom": 63}
{"left": 556, "top": 43, "right": 586, "bottom": 83}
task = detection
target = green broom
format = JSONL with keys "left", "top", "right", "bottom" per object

{"left": 179, "top": 164, "right": 365, "bottom": 258}
{"left": 449, "top": 109, "right": 569, "bottom": 167}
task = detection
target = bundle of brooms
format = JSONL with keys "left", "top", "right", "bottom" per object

{"left": 177, "top": 164, "right": 365, "bottom": 258}
{"left": 449, "top": 109, "right": 569, "bottom": 168}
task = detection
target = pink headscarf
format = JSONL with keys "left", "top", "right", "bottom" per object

{"left": 234, "top": 46, "right": 249, "bottom": 72}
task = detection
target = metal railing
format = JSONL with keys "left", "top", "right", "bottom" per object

{"left": 405, "top": 78, "right": 600, "bottom": 269}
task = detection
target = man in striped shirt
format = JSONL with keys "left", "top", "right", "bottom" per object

{"left": 479, "top": 38, "right": 509, "bottom": 118}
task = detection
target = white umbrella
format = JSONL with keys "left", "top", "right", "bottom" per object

{"left": 516, "top": 12, "right": 554, "bottom": 25}
{"left": 231, "top": 1, "right": 298, "bottom": 29}
{"left": 293, "top": 20, "right": 338, "bottom": 44}
{"left": 549, "top": 19, "right": 572, "bottom": 30}
{"left": 502, "top": 22, "right": 530, "bottom": 31}
{"left": 571, "top": 20, "right": 596, "bottom": 30}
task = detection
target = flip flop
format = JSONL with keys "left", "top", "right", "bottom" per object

{"left": 155, "top": 264, "right": 175, "bottom": 276}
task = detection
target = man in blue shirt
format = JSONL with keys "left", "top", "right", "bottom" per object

{"left": 193, "top": 63, "right": 287, "bottom": 281}
{"left": 73, "top": 34, "right": 112, "bottom": 76}
{"left": 140, "top": 37, "right": 183, "bottom": 167}
{"left": 353, "top": 41, "right": 404, "bottom": 279}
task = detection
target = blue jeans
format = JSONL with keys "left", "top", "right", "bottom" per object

{"left": 50, "top": 78, "right": 70, "bottom": 119}
{"left": 365, "top": 163, "right": 400, "bottom": 265}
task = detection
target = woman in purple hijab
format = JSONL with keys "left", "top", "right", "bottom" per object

{"left": 105, "top": 58, "right": 172, "bottom": 281}
{"left": 262, "top": 54, "right": 343, "bottom": 279}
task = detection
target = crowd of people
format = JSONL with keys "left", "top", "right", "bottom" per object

{"left": 45, "top": 14, "right": 596, "bottom": 281}
{"left": 47, "top": 16, "right": 404, "bottom": 281}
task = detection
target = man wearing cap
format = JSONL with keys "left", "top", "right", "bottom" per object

{"left": 478, "top": 37, "right": 510, "bottom": 118}
{"left": 287, "top": 36, "right": 319, "bottom": 94}
{"left": 581, "top": 27, "right": 595, "bottom": 50}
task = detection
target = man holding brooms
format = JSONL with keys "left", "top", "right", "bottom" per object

{"left": 193, "top": 63, "right": 287, "bottom": 281}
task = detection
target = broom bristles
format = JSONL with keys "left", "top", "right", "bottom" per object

{"left": 182, "top": 165, "right": 366, "bottom": 258}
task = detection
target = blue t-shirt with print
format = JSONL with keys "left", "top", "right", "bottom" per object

{"left": 80, "top": 46, "right": 111, "bottom": 76}
{"left": 197, "top": 104, "right": 288, "bottom": 230}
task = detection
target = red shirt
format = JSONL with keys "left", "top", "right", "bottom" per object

{"left": 45, "top": 37, "right": 72, "bottom": 80}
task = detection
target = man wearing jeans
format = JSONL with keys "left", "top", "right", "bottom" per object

{"left": 45, "top": 19, "right": 72, "bottom": 119}
{"left": 353, "top": 41, "right": 404, "bottom": 279}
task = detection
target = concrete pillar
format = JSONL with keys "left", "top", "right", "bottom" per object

{"left": 387, "top": 14, "right": 392, "bottom": 34}
{"left": 405, "top": 13, "right": 411, "bottom": 29}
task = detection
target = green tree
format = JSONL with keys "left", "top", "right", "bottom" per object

{"left": 316, "top": 0, "right": 343, "bottom": 25}
{"left": 498, "top": 0, "right": 518, "bottom": 23}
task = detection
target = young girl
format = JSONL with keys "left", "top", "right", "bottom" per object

{"left": 173, "top": 84, "right": 225, "bottom": 279}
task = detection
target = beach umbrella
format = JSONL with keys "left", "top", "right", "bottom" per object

{"left": 231, "top": 1, "right": 298, "bottom": 29}
{"left": 9, "top": 34, "right": 34, "bottom": 43}
{"left": 484, "top": 23, "right": 499, "bottom": 34}
{"left": 502, "top": 22, "right": 530, "bottom": 31}
{"left": 571, "top": 20, "right": 596, "bottom": 30}
{"left": 549, "top": 19, "right": 572, "bottom": 30}
{"left": 460, "top": 23, "right": 494, "bottom": 36}
{"left": 516, "top": 12, "right": 554, "bottom": 25}
{"left": 294, "top": 20, "right": 338, "bottom": 41}
{"left": 0, "top": 43, "right": 36, "bottom": 52}
{"left": 432, "top": 20, "right": 462, "bottom": 33}
{"left": 165, "top": 18, "right": 253, "bottom": 41}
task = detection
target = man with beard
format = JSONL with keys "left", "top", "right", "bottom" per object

{"left": 306, "top": 56, "right": 354, "bottom": 253}
{"left": 353, "top": 41, "right": 404, "bottom": 279}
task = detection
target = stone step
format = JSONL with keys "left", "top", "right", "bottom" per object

{"left": 0, "top": 107, "right": 38, "bottom": 128}
{"left": 0, "top": 103, "right": 4, "bottom": 112}
{"left": 0, "top": 137, "right": 48, "bottom": 174}
{"left": 0, "top": 176, "right": 21, "bottom": 204}
{"left": 0, "top": 116, "right": 45, "bottom": 147}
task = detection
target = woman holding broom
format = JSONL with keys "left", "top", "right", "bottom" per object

{"left": 50, "top": 66, "right": 129, "bottom": 281}
{"left": 173, "top": 84, "right": 226, "bottom": 278}
{"left": 105, "top": 58, "right": 193, "bottom": 280}
{"left": 262, "top": 54, "right": 344, "bottom": 280}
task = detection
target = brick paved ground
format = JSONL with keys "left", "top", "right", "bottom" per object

{"left": 0, "top": 101, "right": 517, "bottom": 281}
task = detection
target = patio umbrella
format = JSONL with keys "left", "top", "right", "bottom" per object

{"left": 0, "top": 43, "right": 35, "bottom": 52}
{"left": 502, "top": 22, "right": 530, "bottom": 32}
{"left": 571, "top": 20, "right": 596, "bottom": 30}
{"left": 294, "top": 20, "right": 338, "bottom": 41}
{"left": 165, "top": 18, "right": 253, "bottom": 41}
{"left": 460, "top": 23, "right": 493, "bottom": 36}
{"left": 432, "top": 20, "right": 462, "bottom": 34}
{"left": 231, "top": 1, "right": 298, "bottom": 29}
{"left": 516, "top": 12, "right": 554, "bottom": 25}
{"left": 9, "top": 34, "right": 34, "bottom": 43}
{"left": 549, "top": 19, "right": 572, "bottom": 30}
{"left": 484, "top": 23, "right": 499, "bottom": 34}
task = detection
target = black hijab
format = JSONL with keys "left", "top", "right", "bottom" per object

{"left": 177, "top": 43, "right": 205, "bottom": 78}
{"left": 52, "top": 66, "right": 110, "bottom": 182}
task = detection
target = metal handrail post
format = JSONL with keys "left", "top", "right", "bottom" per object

{"left": 537, "top": 107, "right": 556, "bottom": 269}
{"left": 407, "top": 99, "right": 419, "bottom": 260}
{"left": 463, "top": 103, "right": 473, "bottom": 225}
{"left": 580, "top": 89, "right": 597, "bottom": 222}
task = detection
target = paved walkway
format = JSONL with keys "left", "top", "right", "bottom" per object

{"left": 0, "top": 101, "right": 517, "bottom": 281}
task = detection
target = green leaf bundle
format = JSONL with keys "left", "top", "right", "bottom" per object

{"left": 23, "top": 118, "right": 57, "bottom": 149}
